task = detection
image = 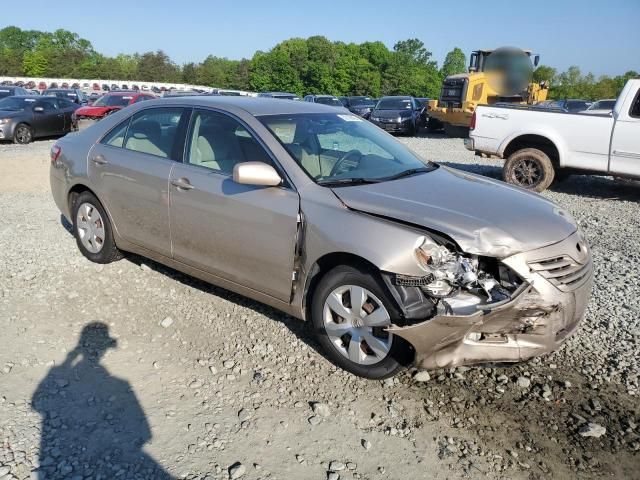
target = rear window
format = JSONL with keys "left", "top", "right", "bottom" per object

{"left": 93, "top": 95, "right": 132, "bottom": 107}
{"left": 631, "top": 91, "right": 640, "bottom": 118}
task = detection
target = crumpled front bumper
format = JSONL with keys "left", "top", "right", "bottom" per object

{"left": 388, "top": 231, "right": 593, "bottom": 370}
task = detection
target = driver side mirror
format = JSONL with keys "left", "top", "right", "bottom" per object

{"left": 233, "top": 162, "right": 282, "bottom": 187}
{"left": 33, "top": 106, "right": 44, "bottom": 113}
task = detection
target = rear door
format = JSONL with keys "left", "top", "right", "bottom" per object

{"left": 609, "top": 88, "right": 640, "bottom": 176}
{"left": 32, "top": 98, "right": 63, "bottom": 136}
{"left": 169, "top": 108, "right": 299, "bottom": 301}
{"left": 56, "top": 98, "right": 77, "bottom": 132}
{"left": 88, "top": 106, "right": 189, "bottom": 257}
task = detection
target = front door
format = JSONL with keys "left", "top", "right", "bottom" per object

{"left": 88, "top": 106, "right": 188, "bottom": 257}
{"left": 609, "top": 89, "right": 640, "bottom": 176}
{"left": 169, "top": 108, "right": 299, "bottom": 302}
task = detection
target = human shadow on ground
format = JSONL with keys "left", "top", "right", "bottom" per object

{"left": 31, "top": 322, "right": 174, "bottom": 480}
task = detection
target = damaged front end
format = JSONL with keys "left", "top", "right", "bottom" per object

{"left": 382, "top": 231, "right": 593, "bottom": 370}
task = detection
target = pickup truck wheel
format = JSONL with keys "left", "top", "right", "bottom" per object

{"left": 504, "top": 148, "right": 555, "bottom": 192}
{"left": 311, "top": 266, "right": 407, "bottom": 379}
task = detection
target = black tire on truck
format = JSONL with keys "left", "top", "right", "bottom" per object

{"left": 503, "top": 148, "right": 555, "bottom": 192}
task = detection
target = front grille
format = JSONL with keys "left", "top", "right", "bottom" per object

{"left": 528, "top": 256, "right": 592, "bottom": 292}
{"left": 439, "top": 79, "right": 465, "bottom": 105}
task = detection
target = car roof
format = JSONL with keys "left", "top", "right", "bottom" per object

{"left": 140, "top": 96, "right": 347, "bottom": 116}
{"left": 379, "top": 95, "right": 412, "bottom": 99}
{"left": 105, "top": 91, "right": 141, "bottom": 96}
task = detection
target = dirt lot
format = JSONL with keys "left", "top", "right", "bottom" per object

{"left": 0, "top": 133, "right": 638, "bottom": 480}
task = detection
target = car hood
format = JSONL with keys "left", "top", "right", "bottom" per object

{"left": 0, "top": 110, "right": 25, "bottom": 120}
{"left": 77, "top": 105, "right": 120, "bottom": 114}
{"left": 372, "top": 109, "right": 412, "bottom": 119}
{"left": 331, "top": 166, "right": 577, "bottom": 258}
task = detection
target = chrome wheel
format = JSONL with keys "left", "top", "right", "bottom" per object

{"left": 323, "top": 285, "right": 393, "bottom": 366}
{"left": 513, "top": 158, "right": 542, "bottom": 187}
{"left": 76, "top": 202, "right": 105, "bottom": 253}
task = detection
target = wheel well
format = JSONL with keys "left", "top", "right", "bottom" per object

{"left": 68, "top": 184, "right": 96, "bottom": 212}
{"left": 302, "top": 252, "right": 380, "bottom": 321}
{"left": 504, "top": 135, "right": 560, "bottom": 166}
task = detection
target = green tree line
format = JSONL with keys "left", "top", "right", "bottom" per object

{"left": 1, "top": 26, "right": 636, "bottom": 99}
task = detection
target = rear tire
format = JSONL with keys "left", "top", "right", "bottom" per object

{"left": 72, "top": 191, "right": 123, "bottom": 264}
{"left": 311, "top": 265, "right": 407, "bottom": 379}
{"left": 13, "top": 123, "right": 33, "bottom": 144}
{"left": 503, "top": 148, "right": 555, "bottom": 192}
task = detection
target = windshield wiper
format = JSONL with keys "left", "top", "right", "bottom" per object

{"left": 372, "top": 168, "right": 433, "bottom": 182}
{"left": 317, "top": 177, "right": 382, "bottom": 187}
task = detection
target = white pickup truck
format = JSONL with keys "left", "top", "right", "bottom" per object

{"left": 465, "top": 79, "right": 640, "bottom": 191}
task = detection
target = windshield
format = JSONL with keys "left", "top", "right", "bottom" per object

{"left": 349, "top": 97, "right": 375, "bottom": 107}
{"left": 315, "top": 97, "right": 343, "bottom": 107}
{"left": 0, "top": 90, "right": 16, "bottom": 99}
{"left": 0, "top": 97, "right": 36, "bottom": 111}
{"left": 375, "top": 98, "right": 412, "bottom": 110}
{"left": 260, "top": 113, "right": 436, "bottom": 185}
{"left": 588, "top": 100, "right": 616, "bottom": 110}
{"left": 93, "top": 95, "right": 132, "bottom": 107}
{"left": 45, "top": 90, "right": 77, "bottom": 98}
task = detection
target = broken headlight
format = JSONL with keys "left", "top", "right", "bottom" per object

{"left": 413, "top": 237, "right": 511, "bottom": 301}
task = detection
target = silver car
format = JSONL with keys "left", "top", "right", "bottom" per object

{"left": 50, "top": 97, "right": 593, "bottom": 379}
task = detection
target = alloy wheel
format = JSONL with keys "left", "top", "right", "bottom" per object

{"left": 15, "top": 126, "right": 32, "bottom": 144}
{"left": 76, "top": 202, "right": 105, "bottom": 253}
{"left": 513, "top": 158, "right": 543, "bottom": 187}
{"left": 323, "top": 285, "right": 393, "bottom": 366}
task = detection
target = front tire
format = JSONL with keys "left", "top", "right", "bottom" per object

{"left": 13, "top": 123, "right": 33, "bottom": 144}
{"left": 311, "top": 265, "right": 406, "bottom": 379}
{"left": 72, "top": 191, "right": 123, "bottom": 264}
{"left": 503, "top": 148, "right": 555, "bottom": 192}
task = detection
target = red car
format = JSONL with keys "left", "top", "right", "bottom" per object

{"left": 75, "top": 92, "right": 155, "bottom": 119}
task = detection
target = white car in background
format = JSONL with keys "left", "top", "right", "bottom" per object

{"left": 583, "top": 99, "right": 617, "bottom": 115}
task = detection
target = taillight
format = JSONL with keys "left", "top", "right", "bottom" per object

{"left": 50, "top": 145, "right": 61, "bottom": 165}
{"left": 470, "top": 111, "right": 476, "bottom": 130}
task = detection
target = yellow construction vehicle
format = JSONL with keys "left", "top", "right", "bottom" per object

{"left": 427, "top": 48, "right": 549, "bottom": 137}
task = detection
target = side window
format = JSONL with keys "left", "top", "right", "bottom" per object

{"left": 186, "top": 109, "right": 272, "bottom": 175}
{"left": 123, "top": 108, "right": 185, "bottom": 159}
{"left": 101, "top": 118, "right": 131, "bottom": 148}
{"left": 134, "top": 96, "right": 147, "bottom": 103}
{"left": 39, "top": 99, "right": 57, "bottom": 112}
{"left": 630, "top": 91, "right": 640, "bottom": 118}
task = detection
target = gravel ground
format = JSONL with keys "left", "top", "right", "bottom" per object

{"left": 0, "top": 133, "right": 638, "bottom": 480}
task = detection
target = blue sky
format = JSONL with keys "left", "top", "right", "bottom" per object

{"left": 3, "top": 0, "right": 639, "bottom": 76}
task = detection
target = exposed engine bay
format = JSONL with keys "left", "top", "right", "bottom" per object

{"left": 387, "top": 236, "right": 524, "bottom": 323}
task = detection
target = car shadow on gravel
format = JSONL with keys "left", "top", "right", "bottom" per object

{"left": 434, "top": 163, "right": 640, "bottom": 202}
{"left": 31, "top": 322, "right": 174, "bottom": 479}
{"left": 437, "top": 161, "right": 503, "bottom": 179}
{"left": 125, "top": 253, "right": 327, "bottom": 359}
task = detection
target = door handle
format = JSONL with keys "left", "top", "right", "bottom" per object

{"left": 171, "top": 177, "right": 194, "bottom": 190}
{"left": 91, "top": 155, "right": 108, "bottom": 165}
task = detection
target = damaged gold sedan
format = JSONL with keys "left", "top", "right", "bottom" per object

{"left": 50, "top": 97, "right": 593, "bottom": 379}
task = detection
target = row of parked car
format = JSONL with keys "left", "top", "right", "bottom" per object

{"left": 259, "top": 92, "right": 433, "bottom": 135}
{"left": 0, "top": 80, "right": 172, "bottom": 95}
{"left": 535, "top": 98, "right": 617, "bottom": 114}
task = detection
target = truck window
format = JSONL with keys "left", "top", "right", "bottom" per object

{"left": 630, "top": 90, "right": 640, "bottom": 118}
